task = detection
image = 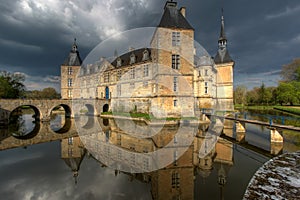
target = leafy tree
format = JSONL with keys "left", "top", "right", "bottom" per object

{"left": 277, "top": 82, "right": 297, "bottom": 105}
{"left": 25, "top": 87, "right": 60, "bottom": 99}
{"left": 246, "top": 88, "right": 259, "bottom": 105}
{"left": 41, "top": 87, "right": 61, "bottom": 99}
{"left": 234, "top": 85, "right": 247, "bottom": 105}
{"left": 255, "top": 83, "right": 273, "bottom": 105}
{"left": 281, "top": 58, "right": 300, "bottom": 82}
{"left": 0, "top": 71, "right": 26, "bottom": 99}
{"left": 258, "top": 83, "right": 266, "bottom": 104}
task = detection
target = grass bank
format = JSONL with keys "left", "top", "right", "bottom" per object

{"left": 234, "top": 105, "right": 275, "bottom": 111}
{"left": 274, "top": 106, "right": 300, "bottom": 116}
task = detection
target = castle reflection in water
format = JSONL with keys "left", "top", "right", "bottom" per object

{"left": 0, "top": 115, "right": 235, "bottom": 200}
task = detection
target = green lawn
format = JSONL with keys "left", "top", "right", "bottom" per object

{"left": 274, "top": 106, "right": 300, "bottom": 116}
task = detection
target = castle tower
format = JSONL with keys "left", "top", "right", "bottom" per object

{"left": 214, "top": 10, "right": 234, "bottom": 110}
{"left": 61, "top": 136, "right": 85, "bottom": 184}
{"left": 61, "top": 39, "right": 82, "bottom": 99}
{"left": 150, "top": 1, "right": 195, "bottom": 118}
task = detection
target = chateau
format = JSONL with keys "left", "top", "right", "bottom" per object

{"left": 61, "top": 1, "right": 234, "bottom": 117}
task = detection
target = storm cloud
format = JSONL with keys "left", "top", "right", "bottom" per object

{"left": 0, "top": 0, "right": 299, "bottom": 90}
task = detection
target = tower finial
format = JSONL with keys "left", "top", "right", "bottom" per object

{"left": 218, "top": 8, "right": 227, "bottom": 49}
{"left": 72, "top": 38, "right": 78, "bottom": 52}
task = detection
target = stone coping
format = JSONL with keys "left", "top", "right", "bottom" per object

{"left": 100, "top": 114, "right": 204, "bottom": 126}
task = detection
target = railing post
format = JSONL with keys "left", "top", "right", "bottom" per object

{"left": 281, "top": 116, "right": 285, "bottom": 125}
{"left": 269, "top": 117, "right": 273, "bottom": 127}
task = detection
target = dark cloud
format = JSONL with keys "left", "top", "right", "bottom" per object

{"left": 0, "top": 141, "right": 151, "bottom": 200}
{"left": 0, "top": 0, "right": 299, "bottom": 89}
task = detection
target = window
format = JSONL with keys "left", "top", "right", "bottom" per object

{"left": 143, "top": 50, "right": 149, "bottom": 61}
{"left": 68, "top": 148, "right": 73, "bottom": 156}
{"left": 171, "top": 172, "right": 180, "bottom": 188}
{"left": 143, "top": 158, "right": 149, "bottom": 170}
{"left": 117, "top": 134, "right": 121, "bottom": 145}
{"left": 104, "top": 72, "right": 110, "bottom": 83}
{"left": 117, "top": 70, "right": 122, "bottom": 81}
{"left": 143, "top": 65, "right": 149, "bottom": 77}
{"left": 205, "top": 69, "right": 208, "bottom": 76}
{"left": 68, "top": 78, "right": 72, "bottom": 87}
{"left": 174, "top": 100, "right": 178, "bottom": 107}
{"left": 68, "top": 90, "right": 72, "bottom": 98}
{"left": 130, "top": 154, "right": 136, "bottom": 165}
{"left": 117, "top": 84, "right": 121, "bottom": 96}
{"left": 117, "top": 150, "right": 122, "bottom": 160}
{"left": 117, "top": 58, "right": 122, "bottom": 67}
{"left": 172, "top": 32, "right": 181, "bottom": 46}
{"left": 172, "top": 55, "right": 180, "bottom": 70}
{"left": 173, "top": 77, "right": 178, "bottom": 92}
{"left": 130, "top": 68, "right": 135, "bottom": 79}
{"left": 205, "top": 82, "right": 208, "bottom": 94}
{"left": 130, "top": 82, "right": 135, "bottom": 89}
{"left": 143, "top": 81, "right": 148, "bottom": 87}
{"left": 68, "top": 137, "right": 73, "bottom": 145}
{"left": 105, "top": 130, "right": 110, "bottom": 143}
{"left": 174, "top": 150, "right": 178, "bottom": 166}
{"left": 68, "top": 67, "right": 73, "bottom": 75}
{"left": 130, "top": 54, "right": 136, "bottom": 64}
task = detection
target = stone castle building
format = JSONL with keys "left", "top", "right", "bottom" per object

{"left": 61, "top": 1, "right": 234, "bottom": 117}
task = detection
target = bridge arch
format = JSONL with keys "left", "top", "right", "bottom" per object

{"left": 85, "top": 104, "right": 95, "bottom": 116}
{"left": 49, "top": 104, "right": 72, "bottom": 118}
{"left": 53, "top": 118, "right": 72, "bottom": 134}
{"left": 9, "top": 105, "right": 41, "bottom": 121}
{"left": 103, "top": 104, "right": 109, "bottom": 113}
{"left": 11, "top": 122, "right": 41, "bottom": 140}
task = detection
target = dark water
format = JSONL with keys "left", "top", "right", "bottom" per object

{"left": 0, "top": 113, "right": 299, "bottom": 200}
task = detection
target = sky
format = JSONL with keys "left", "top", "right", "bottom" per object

{"left": 0, "top": 0, "right": 300, "bottom": 91}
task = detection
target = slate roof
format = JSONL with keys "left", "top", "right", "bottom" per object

{"left": 158, "top": 1, "right": 194, "bottom": 30}
{"left": 62, "top": 42, "right": 82, "bottom": 66}
{"left": 63, "top": 157, "right": 84, "bottom": 172}
{"left": 219, "top": 15, "right": 227, "bottom": 42}
{"left": 111, "top": 48, "right": 152, "bottom": 68}
{"left": 214, "top": 49, "right": 233, "bottom": 64}
{"left": 195, "top": 55, "right": 214, "bottom": 66}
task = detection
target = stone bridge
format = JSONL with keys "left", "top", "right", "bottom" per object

{"left": 0, "top": 116, "right": 111, "bottom": 151}
{"left": 0, "top": 99, "right": 111, "bottom": 123}
{"left": 0, "top": 119, "right": 78, "bottom": 150}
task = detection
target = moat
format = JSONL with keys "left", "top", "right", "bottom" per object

{"left": 0, "top": 112, "right": 299, "bottom": 200}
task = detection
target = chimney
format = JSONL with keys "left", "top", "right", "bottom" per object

{"left": 180, "top": 7, "right": 186, "bottom": 17}
{"left": 129, "top": 46, "right": 135, "bottom": 52}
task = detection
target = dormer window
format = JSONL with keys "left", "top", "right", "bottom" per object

{"left": 142, "top": 50, "right": 149, "bottom": 61}
{"left": 130, "top": 54, "right": 136, "bottom": 65}
{"left": 117, "top": 58, "right": 122, "bottom": 67}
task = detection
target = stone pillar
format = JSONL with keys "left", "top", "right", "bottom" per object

{"left": 200, "top": 113, "right": 210, "bottom": 122}
{"left": 270, "top": 128, "right": 283, "bottom": 143}
{"left": 270, "top": 143, "right": 283, "bottom": 155}
{"left": 236, "top": 132, "right": 245, "bottom": 143}
{"left": 235, "top": 121, "right": 246, "bottom": 133}
{"left": 223, "top": 119, "right": 233, "bottom": 138}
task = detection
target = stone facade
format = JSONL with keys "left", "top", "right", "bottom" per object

{"left": 60, "top": 1, "right": 234, "bottom": 116}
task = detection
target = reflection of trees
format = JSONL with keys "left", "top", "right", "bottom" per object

{"left": 9, "top": 114, "right": 27, "bottom": 136}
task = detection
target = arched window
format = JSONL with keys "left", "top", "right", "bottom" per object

{"left": 130, "top": 54, "right": 136, "bottom": 64}
{"left": 117, "top": 58, "right": 122, "bottom": 67}
{"left": 142, "top": 50, "right": 149, "bottom": 61}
